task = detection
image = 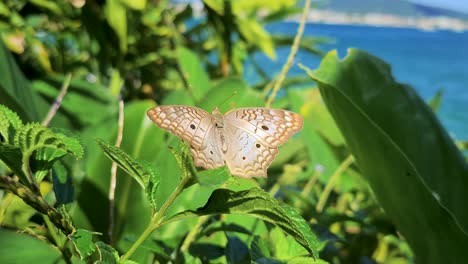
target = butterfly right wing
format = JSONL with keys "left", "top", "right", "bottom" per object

{"left": 147, "top": 105, "right": 213, "bottom": 150}
{"left": 147, "top": 105, "right": 225, "bottom": 169}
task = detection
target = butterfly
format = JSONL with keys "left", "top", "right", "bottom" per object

{"left": 147, "top": 105, "right": 303, "bottom": 178}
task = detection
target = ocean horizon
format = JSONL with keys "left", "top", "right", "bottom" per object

{"left": 245, "top": 23, "right": 468, "bottom": 140}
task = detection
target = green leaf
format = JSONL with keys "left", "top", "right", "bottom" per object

{"left": 105, "top": 0, "right": 127, "bottom": 53}
{"left": 226, "top": 235, "right": 251, "bottom": 263}
{"left": 95, "top": 241, "right": 120, "bottom": 263}
{"left": 70, "top": 229, "right": 100, "bottom": 259}
{"left": 74, "top": 101, "right": 160, "bottom": 262}
{"left": 165, "top": 188, "right": 320, "bottom": 258}
{"left": 303, "top": 49, "right": 468, "bottom": 263}
{"left": 428, "top": 89, "right": 443, "bottom": 112}
{"left": 177, "top": 47, "right": 211, "bottom": 102}
{"left": 0, "top": 104, "right": 23, "bottom": 143}
{"left": 96, "top": 138, "right": 162, "bottom": 208}
{"left": 0, "top": 144, "right": 26, "bottom": 183}
{"left": 199, "top": 77, "right": 264, "bottom": 112}
{"left": 237, "top": 18, "right": 276, "bottom": 60}
{"left": 120, "top": 0, "right": 146, "bottom": 10}
{"left": 32, "top": 77, "right": 116, "bottom": 129}
{"left": 14, "top": 123, "right": 83, "bottom": 182}
{"left": 0, "top": 42, "right": 40, "bottom": 122}
{"left": 52, "top": 160, "right": 74, "bottom": 205}
{"left": 0, "top": 229, "right": 62, "bottom": 263}
{"left": 144, "top": 160, "right": 160, "bottom": 209}
{"left": 197, "top": 166, "right": 230, "bottom": 186}
{"left": 97, "top": 139, "right": 153, "bottom": 189}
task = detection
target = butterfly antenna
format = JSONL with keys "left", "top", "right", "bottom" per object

{"left": 216, "top": 91, "right": 238, "bottom": 108}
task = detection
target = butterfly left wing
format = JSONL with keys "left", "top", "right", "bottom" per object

{"left": 147, "top": 105, "right": 213, "bottom": 150}
{"left": 223, "top": 108, "right": 303, "bottom": 178}
{"left": 147, "top": 105, "right": 225, "bottom": 170}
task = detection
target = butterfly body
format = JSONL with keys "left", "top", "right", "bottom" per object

{"left": 147, "top": 105, "right": 303, "bottom": 178}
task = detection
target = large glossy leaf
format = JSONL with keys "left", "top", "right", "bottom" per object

{"left": 0, "top": 229, "right": 62, "bottom": 263}
{"left": 304, "top": 49, "right": 468, "bottom": 263}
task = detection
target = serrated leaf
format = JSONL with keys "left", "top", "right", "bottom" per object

{"left": 0, "top": 104, "right": 23, "bottom": 143}
{"left": 165, "top": 188, "right": 320, "bottom": 258}
{"left": 13, "top": 123, "right": 83, "bottom": 182}
{"left": 95, "top": 241, "right": 120, "bottom": 263}
{"left": 145, "top": 160, "right": 160, "bottom": 209}
{"left": 0, "top": 144, "right": 27, "bottom": 183}
{"left": 97, "top": 138, "right": 155, "bottom": 188}
{"left": 168, "top": 147, "right": 195, "bottom": 183}
{"left": 70, "top": 229, "right": 100, "bottom": 259}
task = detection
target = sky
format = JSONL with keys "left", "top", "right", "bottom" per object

{"left": 408, "top": 0, "right": 468, "bottom": 13}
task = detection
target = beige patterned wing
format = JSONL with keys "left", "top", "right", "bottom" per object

{"left": 190, "top": 128, "right": 225, "bottom": 169}
{"left": 147, "top": 105, "right": 213, "bottom": 150}
{"left": 224, "top": 108, "right": 303, "bottom": 148}
{"left": 223, "top": 125, "right": 278, "bottom": 178}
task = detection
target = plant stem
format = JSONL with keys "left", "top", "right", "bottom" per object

{"left": 316, "top": 155, "right": 354, "bottom": 213}
{"left": 108, "top": 99, "right": 124, "bottom": 245}
{"left": 180, "top": 215, "right": 209, "bottom": 252}
{"left": 265, "top": 0, "right": 311, "bottom": 108}
{"left": 42, "top": 74, "right": 72, "bottom": 127}
{"left": 301, "top": 167, "right": 322, "bottom": 198}
{"left": 120, "top": 175, "right": 191, "bottom": 262}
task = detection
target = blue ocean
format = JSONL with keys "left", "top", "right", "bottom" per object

{"left": 246, "top": 23, "right": 468, "bottom": 139}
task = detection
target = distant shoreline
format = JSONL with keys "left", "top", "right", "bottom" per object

{"left": 293, "top": 10, "right": 468, "bottom": 32}
{"left": 186, "top": 3, "right": 468, "bottom": 33}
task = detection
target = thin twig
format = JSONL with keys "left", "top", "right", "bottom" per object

{"left": 42, "top": 74, "right": 72, "bottom": 127}
{"left": 265, "top": 0, "right": 311, "bottom": 108}
{"left": 108, "top": 99, "right": 125, "bottom": 245}
{"left": 316, "top": 155, "right": 354, "bottom": 213}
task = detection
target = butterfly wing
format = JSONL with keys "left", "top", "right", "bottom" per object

{"left": 223, "top": 125, "right": 278, "bottom": 178}
{"left": 223, "top": 108, "right": 303, "bottom": 178}
{"left": 190, "top": 126, "right": 225, "bottom": 169}
{"left": 147, "top": 105, "right": 225, "bottom": 169}
{"left": 147, "top": 105, "right": 213, "bottom": 149}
